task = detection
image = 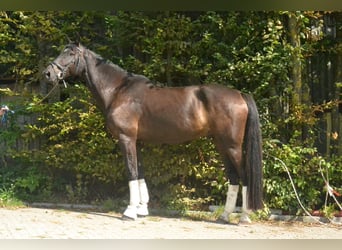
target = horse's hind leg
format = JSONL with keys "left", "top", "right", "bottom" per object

{"left": 226, "top": 148, "right": 252, "bottom": 224}
{"left": 240, "top": 186, "right": 252, "bottom": 223}
{"left": 220, "top": 156, "right": 240, "bottom": 223}
{"left": 217, "top": 141, "right": 252, "bottom": 224}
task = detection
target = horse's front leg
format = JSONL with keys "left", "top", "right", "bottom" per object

{"left": 119, "top": 134, "right": 149, "bottom": 220}
{"left": 119, "top": 134, "right": 139, "bottom": 220}
{"left": 136, "top": 144, "right": 149, "bottom": 217}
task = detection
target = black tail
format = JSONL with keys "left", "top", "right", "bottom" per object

{"left": 242, "top": 93, "right": 263, "bottom": 210}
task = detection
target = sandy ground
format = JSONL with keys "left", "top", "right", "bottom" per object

{"left": 0, "top": 207, "right": 341, "bottom": 239}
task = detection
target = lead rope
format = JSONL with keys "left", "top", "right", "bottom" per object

{"left": 318, "top": 159, "right": 342, "bottom": 211}
{"left": 39, "top": 80, "right": 67, "bottom": 104}
{"left": 266, "top": 153, "right": 337, "bottom": 225}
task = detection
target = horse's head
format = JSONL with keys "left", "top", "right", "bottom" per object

{"left": 43, "top": 42, "right": 86, "bottom": 83}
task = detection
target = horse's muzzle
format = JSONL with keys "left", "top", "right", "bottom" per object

{"left": 43, "top": 64, "right": 63, "bottom": 83}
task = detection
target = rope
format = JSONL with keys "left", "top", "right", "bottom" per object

{"left": 318, "top": 159, "right": 342, "bottom": 211}
{"left": 1, "top": 80, "right": 67, "bottom": 127}
{"left": 38, "top": 80, "right": 67, "bottom": 104}
{"left": 268, "top": 154, "right": 327, "bottom": 225}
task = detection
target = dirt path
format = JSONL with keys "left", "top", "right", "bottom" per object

{"left": 0, "top": 207, "right": 341, "bottom": 239}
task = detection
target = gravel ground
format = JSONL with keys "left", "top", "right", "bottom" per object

{"left": 0, "top": 207, "right": 341, "bottom": 239}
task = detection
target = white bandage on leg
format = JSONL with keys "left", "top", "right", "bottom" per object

{"left": 240, "top": 186, "right": 252, "bottom": 223}
{"left": 220, "top": 184, "right": 239, "bottom": 222}
{"left": 137, "top": 179, "right": 149, "bottom": 216}
{"left": 123, "top": 180, "right": 140, "bottom": 220}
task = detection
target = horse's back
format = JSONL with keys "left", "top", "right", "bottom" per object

{"left": 136, "top": 85, "right": 210, "bottom": 143}
{"left": 107, "top": 77, "right": 248, "bottom": 144}
{"left": 135, "top": 83, "right": 247, "bottom": 144}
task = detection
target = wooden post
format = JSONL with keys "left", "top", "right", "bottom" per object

{"left": 339, "top": 114, "right": 342, "bottom": 156}
{"left": 332, "top": 12, "right": 342, "bottom": 156}
{"left": 288, "top": 12, "right": 312, "bottom": 143}
{"left": 326, "top": 112, "right": 332, "bottom": 157}
{"left": 288, "top": 13, "right": 302, "bottom": 106}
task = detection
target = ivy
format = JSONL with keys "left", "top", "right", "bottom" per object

{"left": 0, "top": 11, "right": 341, "bottom": 214}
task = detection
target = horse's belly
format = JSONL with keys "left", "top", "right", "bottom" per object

{"left": 137, "top": 121, "right": 209, "bottom": 144}
{"left": 137, "top": 89, "right": 210, "bottom": 144}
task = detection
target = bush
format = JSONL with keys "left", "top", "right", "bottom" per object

{"left": 263, "top": 138, "right": 342, "bottom": 214}
{"left": 2, "top": 84, "right": 228, "bottom": 207}
{"left": 2, "top": 84, "right": 342, "bottom": 215}
{"left": 1, "top": 11, "right": 341, "bottom": 214}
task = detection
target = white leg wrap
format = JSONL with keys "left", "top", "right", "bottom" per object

{"left": 220, "top": 184, "right": 239, "bottom": 222}
{"left": 240, "top": 186, "right": 252, "bottom": 223}
{"left": 137, "top": 179, "right": 149, "bottom": 216}
{"left": 123, "top": 180, "right": 140, "bottom": 220}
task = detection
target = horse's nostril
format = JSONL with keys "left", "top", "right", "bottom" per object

{"left": 45, "top": 71, "right": 50, "bottom": 78}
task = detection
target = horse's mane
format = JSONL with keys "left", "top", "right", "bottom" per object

{"left": 65, "top": 43, "right": 126, "bottom": 76}
{"left": 88, "top": 48, "right": 127, "bottom": 75}
{"left": 74, "top": 43, "right": 153, "bottom": 88}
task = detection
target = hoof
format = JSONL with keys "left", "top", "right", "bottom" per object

{"left": 218, "top": 213, "right": 240, "bottom": 225}
{"left": 218, "top": 212, "right": 230, "bottom": 224}
{"left": 137, "top": 204, "right": 149, "bottom": 217}
{"left": 123, "top": 205, "right": 138, "bottom": 220}
{"left": 122, "top": 214, "right": 136, "bottom": 221}
{"left": 239, "top": 214, "right": 252, "bottom": 224}
{"left": 217, "top": 217, "right": 229, "bottom": 224}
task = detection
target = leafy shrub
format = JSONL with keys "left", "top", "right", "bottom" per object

{"left": 1, "top": 11, "right": 341, "bottom": 215}
{"left": 2, "top": 84, "right": 341, "bottom": 214}
{"left": 263, "top": 138, "right": 341, "bottom": 214}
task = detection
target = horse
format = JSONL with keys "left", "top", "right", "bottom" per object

{"left": 43, "top": 42, "right": 263, "bottom": 223}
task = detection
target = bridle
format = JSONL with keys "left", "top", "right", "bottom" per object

{"left": 49, "top": 45, "right": 83, "bottom": 82}
{"left": 49, "top": 61, "right": 67, "bottom": 80}
{"left": 42, "top": 45, "right": 84, "bottom": 102}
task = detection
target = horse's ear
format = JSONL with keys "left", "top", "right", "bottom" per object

{"left": 74, "top": 32, "right": 81, "bottom": 47}
{"left": 72, "top": 39, "right": 81, "bottom": 48}
{"left": 66, "top": 35, "right": 72, "bottom": 43}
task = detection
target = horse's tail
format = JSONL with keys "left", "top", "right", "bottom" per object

{"left": 242, "top": 93, "right": 263, "bottom": 210}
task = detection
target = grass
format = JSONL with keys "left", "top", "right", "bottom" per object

{"left": 0, "top": 186, "right": 26, "bottom": 208}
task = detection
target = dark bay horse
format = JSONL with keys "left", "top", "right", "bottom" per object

{"left": 43, "top": 43, "right": 263, "bottom": 223}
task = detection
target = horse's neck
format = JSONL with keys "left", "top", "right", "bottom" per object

{"left": 83, "top": 50, "right": 126, "bottom": 112}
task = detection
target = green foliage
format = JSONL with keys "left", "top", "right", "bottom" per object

{"left": 14, "top": 85, "right": 127, "bottom": 202}
{"left": 263, "top": 139, "right": 341, "bottom": 214}
{"left": 141, "top": 138, "right": 225, "bottom": 210}
{"left": 0, "top": 11, "right": 341, "bottom": 215}
{"left": 0, "top": 184, "right": 25, "bottom": 207}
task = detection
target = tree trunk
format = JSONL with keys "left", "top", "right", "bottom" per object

{"left": 288, "top": 12, "right": 304, "bottom": 142}
{"left": 332, "top": 14, "right": 342, "bottom": 156}
{"left": 165, "top": 11, "right": 172, "bottom": 86}
{"left": 288, "top": 13, "right": 302, "bottom": 106}
{"left": 288, "top": 12, "right": 313, "bottom": 143}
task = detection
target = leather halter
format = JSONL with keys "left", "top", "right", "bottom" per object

{"left": 49, "top": 45, "right": 82, "bottom": 80}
